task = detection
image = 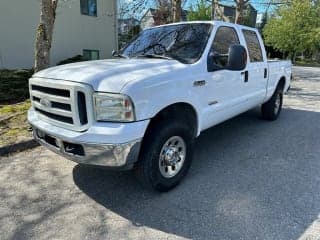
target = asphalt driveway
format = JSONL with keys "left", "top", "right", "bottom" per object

{"left": 1, "top": 66, "right": 320, "bottom": 240}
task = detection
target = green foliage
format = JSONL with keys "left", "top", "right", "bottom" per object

{"left": 0, "top": 69, "right": 33, "bottom": 104}
{"left": 241, "top": 5, "right": 257, "bottom": 28}
{"left": 118, "top": 25, "right": 141, "bottom": 49}
{"left": 258, "top": 11, "right": 268, "bottom": 33}
{"left": 242, "top": 7, "right": 255, "bottom": 27}
{"left": 0, "top": 100, "right": 32, "bottom": 147}
{"left": 187, "top": 0, "right": 211, "bottom": 21}
{"left": 263, "top": 0, "right": 320, "bottom": 60}
{"left": 128, "top": 25, "right": 141, "bottom": 37}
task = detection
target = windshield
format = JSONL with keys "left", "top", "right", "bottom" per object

{"left": 119, "top": 23, "right": 213, "bottom": 64}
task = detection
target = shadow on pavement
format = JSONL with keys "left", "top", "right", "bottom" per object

{"left": 73, "top": 107, "right": 320, "bottom": 239}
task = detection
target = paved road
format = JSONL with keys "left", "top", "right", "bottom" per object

{"left": 1, "top": 66, "right": 320, "bottom": 240}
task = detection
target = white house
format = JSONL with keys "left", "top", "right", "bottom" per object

{"left": 256, "top": 13, "right": 264, "bottom": 28}
{"left": 0, "top": 0, "right": 118, "bottom": 69}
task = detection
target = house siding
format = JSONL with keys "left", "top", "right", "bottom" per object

{"left": 140, "top": 10, "right": 155, "bottom": 30}
{"left": 216, "top": 4, "right": 257, "bottom": 27}
{"left": 140, "top": 8, "right": 188, "bottom": 30}
{"left": 0, "top": 0, "right": 117, "bottom": 69}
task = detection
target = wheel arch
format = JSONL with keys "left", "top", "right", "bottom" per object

{"left": 145, "top": 102, "right": 200, "bottom": 138}
{"left": 277, "top": 76, "right": 286, "bottom": 91}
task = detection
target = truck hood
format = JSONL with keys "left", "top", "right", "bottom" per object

{"left": 33, "top": 59, "right": 186, "bottom": 93}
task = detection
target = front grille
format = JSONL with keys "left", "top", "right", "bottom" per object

{"left": 31, "top": 85, "right": 70, "bottom": 97}
{"left": 77, "top": 92, "right": 88, "bottom": 125}
{"left": 33, "top": 96, "right": 72, "bottom": 111}
{"left": 35, "top": 107, "right": 74, "bottom": 124}
{"left": 29, "top": 78, "right": 92, "bottom": 131}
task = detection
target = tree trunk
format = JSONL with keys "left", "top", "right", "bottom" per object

{"left": 34, "top": 0, "right": 58, "bottom": 72}
{"left": 234, "top": 0, "right": 248, "bottom": 24}
{"left": 173, "top": 0, "right": 182, "bottom": 22}
{"left": 212, "top": 0, "right": 229, "bottom": 22}
{"left": 235, "top": 4, "right": 243, "bottom": 24}
{"left": 291, "top": 51, "right": 296, "bottom": 63}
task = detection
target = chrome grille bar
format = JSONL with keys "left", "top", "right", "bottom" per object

{"left": 29, "top": 78, "right": 93, "bottom": 132}
{"left": 31, "top": 90, "right": 70, "bottom": 104}
{"left": 33, "top": 101, "right": 73, "bottom": 117}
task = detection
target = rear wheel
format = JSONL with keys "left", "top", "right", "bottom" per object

{"left": 261, "top": 85, "right": 283, "bottom": 121}
{"left": 134, "top": 119, "right": 194, "bottom": 192}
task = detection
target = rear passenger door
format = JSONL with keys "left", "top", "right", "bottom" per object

{"left": 241, "top": 29, "right": 268, "bottom": 106}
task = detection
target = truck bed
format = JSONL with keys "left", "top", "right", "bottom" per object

{"left": 267, "top": 60, "right": 292, "bottom": 97}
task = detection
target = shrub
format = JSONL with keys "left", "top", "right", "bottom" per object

{"left": 0, "top": 69, "right": 34, "bottom": 104}
{"left": 56, "top": 55, "right": 86, "bottom": 65}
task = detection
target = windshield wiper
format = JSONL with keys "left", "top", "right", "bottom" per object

{"left": 113, "top": 53, "right": 129, "bottom": 59}
{"left": 135, "top": 54, "right": 174, "bottom": 60}
{"left": 112, "top": 50, "right": 129, "bottom": 59}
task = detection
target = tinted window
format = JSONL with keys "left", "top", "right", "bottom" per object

{"left": 210, "top": 26, "right": 240, "bottom": 68}
{"left": 242, "top": 30, "right": 263, "bottom": 62}
{"left": 120, "top": 23, "right": 213, "bottom": 64}
{"left": 80, "top": 0, "right": 97, "bottom": 17}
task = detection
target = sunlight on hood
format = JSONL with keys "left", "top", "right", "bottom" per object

{"left": 33, "top": 58, "right": 185, "bottom": 93}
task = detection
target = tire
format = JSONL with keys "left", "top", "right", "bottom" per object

{"left": 134, "top": 119, "right": 194, "bottom": 192}
{"left": 261, "top": 85, "right": 283, "bottom": 121}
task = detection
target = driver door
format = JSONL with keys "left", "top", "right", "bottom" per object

{"left": 200, "top": 26, "right": 248, "bottom": 130}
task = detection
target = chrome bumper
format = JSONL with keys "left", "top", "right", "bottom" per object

{"left": 33, "top": 126, "right": 141, "bottom": 169}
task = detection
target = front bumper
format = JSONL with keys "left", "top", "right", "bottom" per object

{"left": 28, "top": 109, "right": 149, "bottom": 169}
{"left": 33, "top": 127, "right": 141, "bottom": 169}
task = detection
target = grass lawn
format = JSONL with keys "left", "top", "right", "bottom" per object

{"left": 0, "top": 69, "right": 33, "bottom": 148}
{"left": 295, "top": 61, "right": 320, "bottom": 68}
{"left": 0, "top": 100, "right": 32, "bottom": 148}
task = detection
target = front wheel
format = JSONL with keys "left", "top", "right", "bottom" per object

{"left": 261, "top": 86, "right": 283, "bottom": 121}
{"left": 134, "top": 120, "right": 194, "bottom": 192}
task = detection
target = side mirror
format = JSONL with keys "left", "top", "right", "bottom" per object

{"left": 112, "top": 50, "right": 117, "bottom": 57}
{"left": 227, "top": 44, "right": 247, "bottom": 71}
{"left": 207, "top": 51, "right": 226, "bottom": 72}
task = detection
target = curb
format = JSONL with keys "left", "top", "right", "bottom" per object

{"left": 0, "top": 139, "right": 39, "bottom": 156}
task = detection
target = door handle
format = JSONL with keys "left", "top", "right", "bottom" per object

{"left": 241, "top": 71, "right": 249, "bottom": 82}
{"left": 264, "top": 68, "right": 268, "bottom": 78}
{"left": 193, "top": 80, "right": 206, "bottom": 87}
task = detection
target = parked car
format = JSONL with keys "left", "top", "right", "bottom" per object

{"left": 28, "top": 21, "right": 291, "bottom": 191}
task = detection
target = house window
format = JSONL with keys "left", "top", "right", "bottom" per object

{"left": 83, "top": 50, "right": 100, "bottom": 60}
{"left": 80, "top": 0, "right": 97, "bottom": 17}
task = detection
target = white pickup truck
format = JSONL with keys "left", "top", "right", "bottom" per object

{"left": 28, "top": 21, "right": 291, "bottom": 191}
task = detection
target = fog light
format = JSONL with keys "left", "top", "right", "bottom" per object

{"left": 36, "top": 129, "right": 45, "bottom": 139}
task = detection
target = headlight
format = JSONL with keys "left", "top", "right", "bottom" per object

{"left": 93, "top": 92, "right": 135, "bottom": 122}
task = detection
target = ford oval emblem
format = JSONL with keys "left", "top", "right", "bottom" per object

{"left": 40, "top": 98, "right": 51, "bottom": 108}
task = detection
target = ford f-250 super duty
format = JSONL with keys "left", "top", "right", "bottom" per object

{"left": 28, "top": 21, "right": 291, "bottom": 191}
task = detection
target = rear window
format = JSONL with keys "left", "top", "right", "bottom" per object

{"left": 242, "top": 30, "right": 263, "bottom": 62}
